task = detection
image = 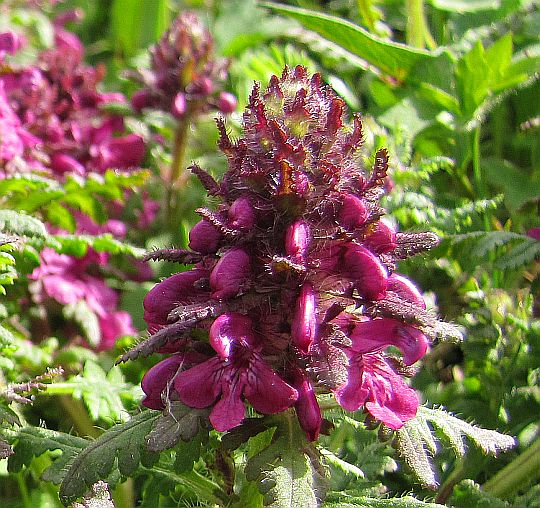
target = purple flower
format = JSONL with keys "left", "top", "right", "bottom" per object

{"left": 132, "top": 67, "right": 442, "bottom": 438}
{"left": 30, "top": 248, "right": 136, "bottom": 349}
{"left": 174, "top": 313, "right": 298, "bottom": 431}
{"left": 334, "top": 354, "right": 419, "bottom": 430}
{"left": 130, "top": 12, "right": 235, "bottom": 119}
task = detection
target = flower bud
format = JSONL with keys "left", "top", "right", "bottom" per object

{"left": 131, "top": 89, "right": 152, "bottom": 111}
{"left": 189, "top": 219, "right": 222, "bottom": 254}
{"left": 218, "top": 92, "right": 237, "bottom": 114}
{"left": 291, "top": 283, "right": 317, "bottom": 353}
{"left": 343, "top": 243, "right": 388, "bottom": 300}
{"left": 285, "top": 220, "right": 311, "bottom": 263}
{"left": 364, "top": 219, "right": 397, "bottom": 254}
{"left": 228, "top": 197, "right": 255, "bottom": 231}
{"left": 339, "top": 194, "right": 368, "bottom": 230}
{"left": 171, "top": 92, "right": 187, "bottom": 118}
{"left": 210, "top": 248, "right": 251, "bottom": 300}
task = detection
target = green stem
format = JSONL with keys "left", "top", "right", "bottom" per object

{"left": 357, "top": 0, "right": 376, "bottom": 32}
{"left": 406, "top": 0, "right": 436, "bottom": 49}
{"left": 435, "top": 458, "right": 467, "bottom": 504}
{"left": 58, "top": 396, "right": 100, "bottom": 439}
{"left": 166, "top": 119, "right": 190, "bottom": 227}
{"left": 483, "top": 436, "right": 540, "bottom": 499}
{"left": 152, "top": 467, "right": 226, "bottom": 506}
{"left": 17, "top": 472, "right": 32, "bottom": 508}
{"left": 113, "top": 479, "right": 135, "bottom": 508}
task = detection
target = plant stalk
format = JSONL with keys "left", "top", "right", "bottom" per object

{"left": 166, "top": 118, "right": 190, "bottom": 226}
{"left": 483, "top": 436, "right": 540, "bottom": 499}
{"left": 406, "top": 0, "right": 436, "bottom": 49}
{"left": 58, "top": 395, "right": 101, "bottom": 439}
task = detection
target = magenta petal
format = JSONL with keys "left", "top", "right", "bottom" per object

{"left": 172, "top": 92, "right": 186, "bottom": 118}
{"left": 387, "top": 273, "right": 426, "bottom": 309}
{"left": 174, "top": 357, "right": 222, "bottom": 409}
{"left": 143, "top": 269, "right": 207, "bottom": 331}
{"left": 527, "top": 228, "right": 540, "bottom": 241}
{"left": 218, "top": 92, "right": 237, "bottom": 114}
{"left": 209, "top": 312, "right": 255, "bottom": 359}
{"left": 339, "top": 194, "right": 368, "bottom": 230}
{"left": 210, "top": 248, "right": 251, "bottom": 300}
{"left": 333, "top": 359, "right": 370, "bottom": 412}
{"left": 365, "top": 372, "right": 419, "bottom": 429}
{"left": 244, "top": 360, "right": 298, "bottom": 414}
{"left": 210, "top": 378, "right": 246, "bottom": 432}
{"left": 98, "top": 311, "right": 135, "bottom": 350}
{"left": 351, "top": 318, "right": 428, "bottom": 365}
{"left": 189, "top": 219, "right": 222, "bottom": 254}
{"left": 142, "top": 355, "right": 184, "bottom": 410}
{"left": 43, "top": 275, "right": 86, "bottom": 305}
{"left": 291, "top": 283, "right": 317, "bottom": 353}
{"left": 343, "top": 243, "right": 388, "bottom": 300}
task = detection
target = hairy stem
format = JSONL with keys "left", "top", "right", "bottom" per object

{"left": 483, "top": 436, "right": 540, "bottom": 499}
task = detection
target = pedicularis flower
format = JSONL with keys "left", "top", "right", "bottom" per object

{"left": 131, "top": 12, "right": 236, "bottom": 117}
{"left": 129, "top": 66, "right": 440, "bottom": 440}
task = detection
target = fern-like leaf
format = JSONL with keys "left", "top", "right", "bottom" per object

{"left": 59, "top": 410, "right": 160, "bottom": 505}
{"left": 395, "top": 406, "right": 516, "bottom": 488}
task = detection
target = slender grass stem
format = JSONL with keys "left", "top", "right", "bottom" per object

{"left": 166, "top": 119, "right": 190, "bottom": 227}
{"left": 58, "top": 396, "right": 100, "bottom": 439}
{"left": 406, "top": 0, "right": 436, "bottom": 49}
{"left": 483, "top": 436, "right": 540, "bottom": 499}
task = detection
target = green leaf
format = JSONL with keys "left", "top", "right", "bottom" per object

{"left": 324, "top": 493, "right": 446, "bottom": 507}
{"left": 7, "top": 427, "right": 89, "bottom": 484}
{"left": 45, "top": 360, "right": 139, "bottom": 423}
{"left": 450, "top": 479, "right": 507, "bottom": 508}
{"left": 146, "top": 401, "right": 209, "bottom": 453}
{"left": 245, "top": 415, "right": 324, "bottom": 508}
{"left": 395, "top": 406, "right": 516, "bottom": 488}
{"left": 0, "top": 210, "right": 47, "bottom": 238}
{"left": 63, "top": 301, "right": 101, "bottom": 348}
{"left": 482, "top": 157, "right": 540, "bottom": 211}
{"left": 59, "top": 410, "right": 160, "bottom": 505}
{"left": 262, "top": 2, "right": 439, "bottom": 82}
{"left": 0, "top": 402, "right": 21, "bottom": 426}
{"left": 430, "top": 0, "right": 501, "bottom": 12}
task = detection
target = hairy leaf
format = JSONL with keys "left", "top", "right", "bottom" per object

{"left": 59, "top": 410, "right": 160, "bottom": 505}
{"left": 395, "top": 406, "right": 515, "bottom": 488}
{"left": 324, "top": 492, "right": 446, "bottom": 507}
{"left": 146, "top": 401, "right": 209, "bottom": 452}
{"left": 245, "top": 416, "right": 325, "bottom": 507}
{"left": 6, "top": 427, "right": 88, "bottom": 484}
{"left": 45, "top": 361, "right": 140, "bottom": 423}
{"left": 0, "top": 210, "right": 47, "bottom": 238}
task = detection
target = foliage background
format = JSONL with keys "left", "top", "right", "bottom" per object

{"left": 0, "top": 0, "right": 539, "bottom": 507}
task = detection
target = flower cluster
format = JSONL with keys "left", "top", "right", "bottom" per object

{"left": 0, "top": 19, "right": 145, "bottom": 177}
{"left": 131, "top": 12, "right": 236, "bottom": 118}
{"left": 0, "top": 15, "right": 151, "bottom": 349}
{"left": 127, "top": 67, "right": 440, "bottom": 438}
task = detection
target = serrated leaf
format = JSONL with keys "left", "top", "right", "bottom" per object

{"left": 0, "top": 210, "right": 47, "bottom": 238}
{"left": 245, "top": 416, "right": 324, "bottom": 508}
{"left": 7, "top": 427, "right": 88, "bottom": 484}
{"left": 59, "top": 410, "right": 160, "bottom": 505}
{"left": 262, "top": 2, "right": 439, "bottom": 82}
{"left": 395, "top": 406, "right": 516, "bottom": 488}
{"left": 46, "top": 360, "right": 137, "bottom": 423}
{"left": 63, "top": 301, "right": 101, "bottom": 348}
{"left": 146, "top": 401, "right": 209, "bottom": 452}
{"left": 324, "top": 492, "right": 446, "bottom": 507}
{"left": 0, "top": 403, "right": 21, "bottom": 426}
